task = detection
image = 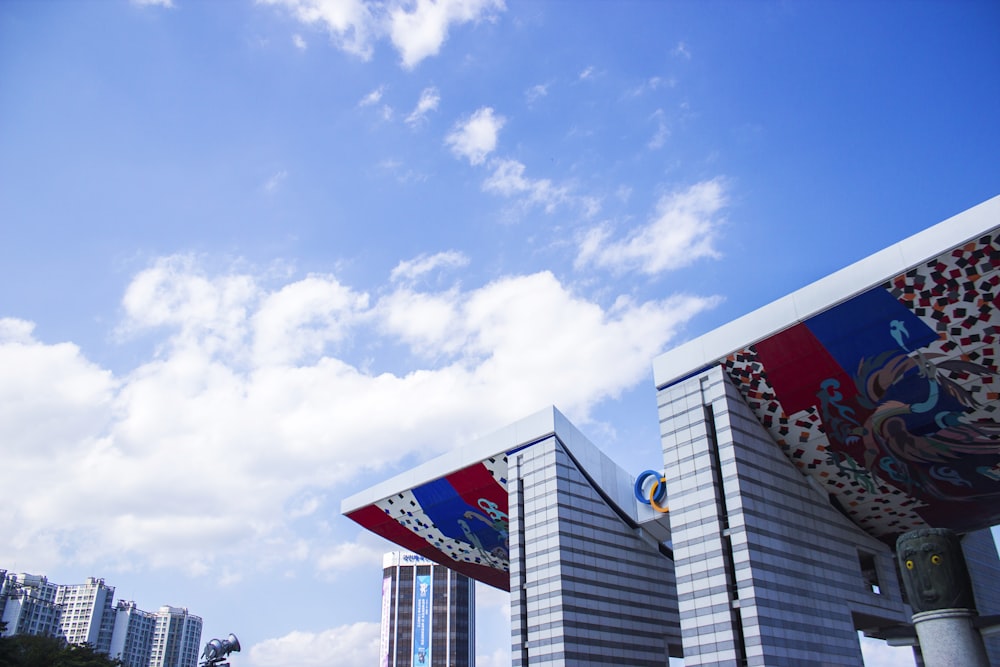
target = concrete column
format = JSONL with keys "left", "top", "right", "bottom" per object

{"left": 911, "top": 608, "right": 989, "bottom": 667}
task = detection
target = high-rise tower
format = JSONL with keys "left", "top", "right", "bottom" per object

{"left": 149, "top": 605, "right": 203, "bottom": 667}
{"left": 0, "top": 573, "right": 62, "bottom": 638}
{"left": 55, "top": 576, "right": 116, "bottom": 652}
{"left": 109, "top": 600, "right": 157, "bottom": 667}
{"left": 379, "top": 551, "right": 474, "bottom": 667}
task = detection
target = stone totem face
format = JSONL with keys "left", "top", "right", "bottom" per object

{"left": 896, "top": 528, "right": 976, "bottom": 613}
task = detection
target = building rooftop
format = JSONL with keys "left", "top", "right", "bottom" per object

{"left": 341, "top": 406, "right": 654, "bottom": 589}
{"left": 654, "top": 195, "right": 1000, "bottom": 539}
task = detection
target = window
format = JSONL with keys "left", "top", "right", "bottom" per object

{"left": 858, "top": 551, "right": 881, "bottom": 595}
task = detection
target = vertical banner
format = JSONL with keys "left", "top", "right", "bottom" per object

{"left": 380, "top": 576, "right": 392, "bottom": 667}
{"left": 412, "top": 574, "right": 431, "bottom": 667}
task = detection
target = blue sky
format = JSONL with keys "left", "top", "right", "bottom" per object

{"left": 1, "top": 1, "right": 997, "bottom": 665}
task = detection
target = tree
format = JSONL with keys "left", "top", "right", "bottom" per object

{"left": 0, "top": 635, "right": 122, "bottom": 667}
{"left": 56, "top": 643, "right": 123, "bottom": 667}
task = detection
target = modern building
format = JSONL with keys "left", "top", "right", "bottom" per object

{"left": 0, "top": 573, "right": 62, "bottom": 639}
{"left": 343, "top": 195, "right": 1000, "bottom": 666}
{"left": 149, "top": 605, "right": 203, "bottom": 667}
{"left": 379, "top": 551, "right": 474, "bottom": 667}
{"left": 110, "top": 600, "right": 157, "bottom": 667}
{"left": 651, "top": 194, "right": 1000, "bottom": 666}
{"left": 0, "top": 569, "right": 202, "bottom": 667}
{"left": 345, "top": 409, "right": 682, "bottom": 665}
{"left": 55, "top": 576, "right": 116, "bottom": 653}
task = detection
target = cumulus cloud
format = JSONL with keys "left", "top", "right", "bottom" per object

{"left": 0, "top": 318, "right": 116, "bottom": 459}
{"left": 252, "top": 274, "right": 370, "bottom": 366}
{"left": 482, "top": 158, "right": 573, "bottom": 214}
{"left": 0, "top": 255, "right": 717, "bottom": 579}
{"left": 389, "top": 0, "right": 505, "bottom": 69}
{"left": 315, "top": 539, "right": 385, "bottom": 574}
{"left": 445, "top": 107, "right": 505, "bottom": 165}
{"left": 292, "top": 33, "right": 308, "bottom": 50}
{"left": 250, "top": 623, "right": 380, "bottom": 667}
{"left": 259, "top": 0, "right": 376, "bottom": 59}
{"left": 576, "top": 179, "right": 727, "bottom": 275}
{"left": 405, "top": 86, "right": 441, "bottom": 126}
{"left": 261, "top": 0, "right": 505, "bottom": 68}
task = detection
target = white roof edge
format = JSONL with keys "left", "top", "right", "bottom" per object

{"left": 340, "top": 406, "right": 640, "bottom": 519}
{"left": 653, "top": 194, "right": 1000, "bottom": 389}
{"left": 340, "top": 406, "right": 562, "bottom": 514}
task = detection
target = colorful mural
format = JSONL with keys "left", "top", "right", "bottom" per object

{"left": 724, "top": 232, "right": 1000, "bottom": 540}
{"left": 345, "top": 454, "right": 511, "bottom": 590}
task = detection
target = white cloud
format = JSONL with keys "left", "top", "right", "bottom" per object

{"left": 315, "top": 539, "right": 385, "bottom": 573}
{"left": 218, "top": 567, "right": 243, "bottom": 587}
{"left": 625, "top": 76, "right": 677, "bottom": 101}
{"left": 525, "top": 83, "right": 548, "bottom": 105}
{"left": 673, "top": 40, "right": 691, "bottom": 59}
{"left": 249, "top": 623, "right": 380, "bottom": 667}
{"left": 292, "top": 33, "right": 307, "bottom": 50}
{"left": 576, "top": 179, "right": 727, "bottom": 275}
{"left": 0, "top": 255, "right": 718, "bottom": 579}
{"left": 118, "top": 255, "right": 258, "bottom": 356}
{"left": 131, "top": 0, "right": 174, "bottom": 7}
{"left": 377, "top": 158, "right": 427, "bottom": 183}
{"left": 859, "top": 635, "right": 917, "bottom": 666}
{"left": 405, "top": 86, "right": 441, "bottom": 126}
{"left": 579, "top": 65, "right": 595, "bottom": 80}
{"left": 389, "top": 0, "right": 505, "bottom": 69}
{"left": 252, "top": 274, "right": 370, "bottom": 366}
{"left": 286, "top": 491, "right": 324, "bottom": 518}
{"left": 445, "top": 107, "right": 505, "bottom": 165}
{"left": 390, "top": 250, "right": 469, "bottom": 283}
{"left": 648, "top": 108, "right": 670, "bottom": 149}
{"left": 259, "top": 0, "right": 376, "bottom": 60}
{"left": 0, "top": 319, "right": 115, "bottom": 461}
{"left": 261, "top": 0, "right": 505, "bottom": 68}
{"left": 358, "top": 85, "right": 385, "bottom": 107}
{"left": 482, "top": 158, "right": 571, "bottom": 213}
{"left": 376, "top": 287, "right": 464, "bottom": 357}
{"left": 264, "top": 169, "right": 288, "bottom": 193}
{"left": 0, "top": 317, "right": 36, "bottom": 344}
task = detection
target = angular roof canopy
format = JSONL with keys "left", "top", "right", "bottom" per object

{"left": 341, "top": 407, "right": 644, "bottom": 590}
{"left": 655, "top": 195, "right": 1000, "bottom": 540}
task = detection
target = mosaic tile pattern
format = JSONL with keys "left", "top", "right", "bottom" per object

{"left": 724, "top": 232, "right": 1000, "bottom": 539}
{"left": 362, "top": 459, "right": 511, "bottom": 575}
{"left": 724, "top": 350, "right": 928, "bottom": 538}
{"left": 375, "top": 489, "right": 508, "bottom": 571}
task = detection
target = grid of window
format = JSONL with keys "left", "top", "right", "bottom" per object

{"left": 509, "top": 436, "right": 679, "bottom": 666}
{"left": 110, "top": 602, "right": 157, "bottom": 667}
{"left": 54, "top": 578, "right": 115, "bottom": 652}
{"left": 382, "top": 556, "right": 474, "bottom": 667}
{"left": 149, "top": 607, "right": 203, "bottom": 667}
{"left": 658, "top": 366, "right": 911, "bottom": 667}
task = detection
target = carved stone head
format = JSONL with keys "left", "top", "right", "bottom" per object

{"left": 896, "top": 528, "right": 976, "bottom": 613}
